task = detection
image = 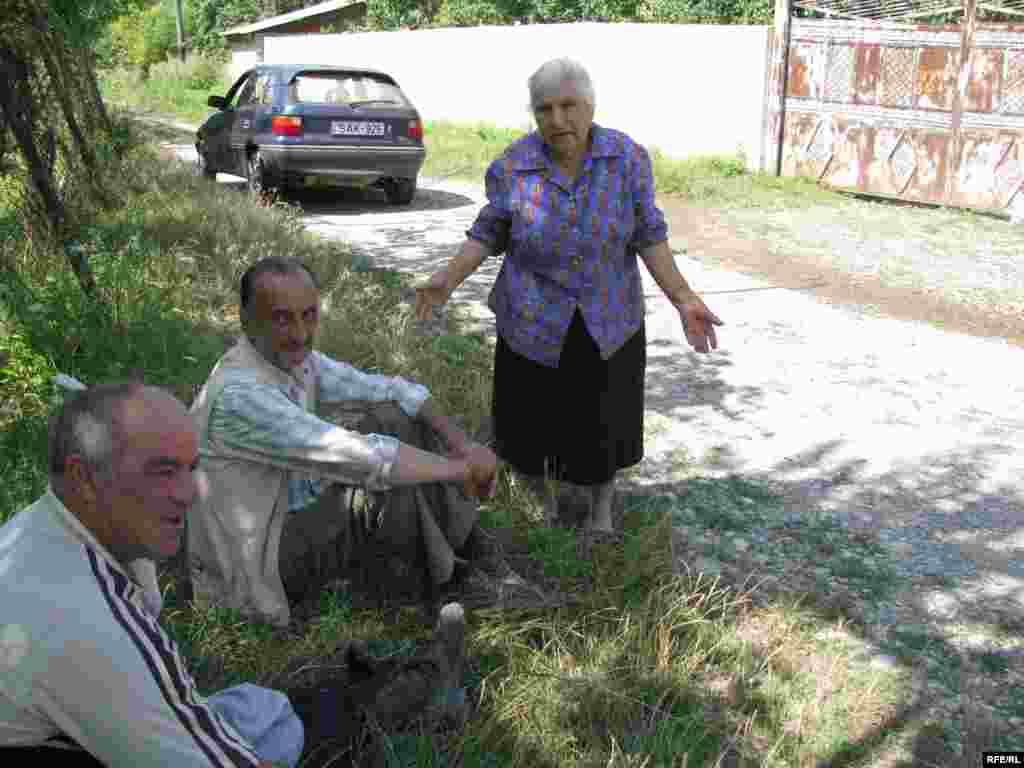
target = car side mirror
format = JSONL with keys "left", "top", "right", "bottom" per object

{"left": 208, "top": 95, "right": 227, "bottom": 110}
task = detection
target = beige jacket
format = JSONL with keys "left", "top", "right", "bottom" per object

{"left": 190, "top": 335, "right": 428, "bottom": 625}
{"left": 188, "top": 338, "right": 310, "bottom": 626}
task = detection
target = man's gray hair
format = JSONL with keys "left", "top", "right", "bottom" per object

{"left": 528, "top": 58, "right": 596, "bottom": 111}
{"left": 48, "top": 381, "right": 145, "bottom": 492}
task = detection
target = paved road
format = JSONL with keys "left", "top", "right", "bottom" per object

{"left": 174, "top": 147, "right": 1024, "bottom": 644}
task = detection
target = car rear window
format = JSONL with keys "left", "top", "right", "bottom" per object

{"left": 289, "top": 73, "right": 410, "bottom": 107}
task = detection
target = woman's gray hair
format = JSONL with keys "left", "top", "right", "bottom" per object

{"left": 48, "top": 381, "right": 144, "bottom": 492}
{"left": 528, "top": 58, "right": 595, "bottom": 111}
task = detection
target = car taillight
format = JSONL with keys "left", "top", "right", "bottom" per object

{"left": 272, "top": 116, "right": 303, "bottom": 137}
{"left": 407, "top": 119, "right": 423, "bottom": 141}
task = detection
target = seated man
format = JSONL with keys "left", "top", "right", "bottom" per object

{"left": 0, "top": 383, "right": 303, "bottom": 766}
{"left": 0, "top": 382, "right": 468, "bottom": 766}
{"left": 188, "top": 256, "right": 500, "bottom": 627}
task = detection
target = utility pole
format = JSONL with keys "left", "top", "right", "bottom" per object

{"left": 174, "top": 0, "right": 185, "bottom": 62}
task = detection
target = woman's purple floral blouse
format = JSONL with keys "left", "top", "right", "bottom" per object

{"left": 467, "top": 124, "right": 668, "bottom": 368}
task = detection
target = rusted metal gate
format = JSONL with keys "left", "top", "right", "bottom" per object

{"left": 763, "top": 0, "right": 1024, "bottom": 214}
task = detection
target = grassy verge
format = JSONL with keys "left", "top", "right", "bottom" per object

{"left": 100, "top": 61, "right": 231, "bottom": 126}
{"left": 421, "top": 122, "right": 837, "bottom": 209}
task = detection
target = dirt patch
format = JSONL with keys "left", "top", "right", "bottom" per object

{"left": 658, "top": 195, "right": 1024, "bottom": 348}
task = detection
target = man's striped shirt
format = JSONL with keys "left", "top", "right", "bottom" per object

{"left": 0, "top": 491, "right": 263, "bottom": 766}
{"left": 207, "top": 346, "right": 431, "bottom": 512}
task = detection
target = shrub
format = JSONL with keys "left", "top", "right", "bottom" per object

{"left": 98, "top": 2, "right": 179, "bottom": 73}
{"left": 148, "top": 52, "right": 226, "bottom": 91}
{"left": 370, "top": 0, "right": 772, "bottom": 27}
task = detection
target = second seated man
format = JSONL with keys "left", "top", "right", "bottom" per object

{"left": 188, "top": 256, "right": 501, "bottom": 627}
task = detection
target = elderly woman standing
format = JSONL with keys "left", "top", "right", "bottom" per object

{"left": 416, "top": 58, "right": 722, "bottom": 533}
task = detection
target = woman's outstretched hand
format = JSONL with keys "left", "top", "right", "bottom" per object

{"left": 415, "top": 270, "right": 453, "bottom": 321}
{"left": 675, "top": 297, "right": 723, "bottom": 353}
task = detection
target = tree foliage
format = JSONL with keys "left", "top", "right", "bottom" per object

{"left": 95, "top": 0, "right": 329, "bottom": 70}
{"left": 368, "top": 0, "right": 773, "bottom": 28}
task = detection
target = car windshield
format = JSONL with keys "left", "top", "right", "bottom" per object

{"left": 290, "top": 73, "right": 409, "bottom": 107}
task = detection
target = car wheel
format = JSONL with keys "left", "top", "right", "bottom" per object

{"left": 246, "top": 150, "right": 269, "bottom": 196}
{"left": 196, "top": 146, "right": 215, "bottom": 179}
{"left": 386, "top": 177, "right": 416, "bottom": 206}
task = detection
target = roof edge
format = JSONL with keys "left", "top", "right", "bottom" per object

{"left": 222, "top": 0, "right": 366, "bottom": 37}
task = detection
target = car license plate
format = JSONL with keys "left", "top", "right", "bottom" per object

{"left": 330, "top": 121, "right": 386, "bottom": 137}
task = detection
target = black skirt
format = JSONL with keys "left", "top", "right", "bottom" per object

{"left": 492, "top": 309, "right": 645, "bottom": 486}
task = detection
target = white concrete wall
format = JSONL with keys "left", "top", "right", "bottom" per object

{"left": 263, "top": 23, "right": 770, "bottom": 167}
{"left": 228, "top": 39, "right": 264, "bottom": 83}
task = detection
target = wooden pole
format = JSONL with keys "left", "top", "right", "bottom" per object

{"left": 174, "top": 0, "right": 185, "bottom": 62}
{"left": 763, "top": 0, "right": 794, "bottom": 175}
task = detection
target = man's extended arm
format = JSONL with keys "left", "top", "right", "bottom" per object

{"left": 210, "top": 383, "right": 495, "bottom": 496}
{"left": 417, "top": 397, "right": 473, "bottom": 455}
{"left": 314, "top": 351, "right": 497, "bottom": 488}
{"left": 413, "top": 398, "right": 498, "bottom": 496}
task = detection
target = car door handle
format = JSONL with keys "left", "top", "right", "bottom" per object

{"left": 240, "top": 119, "right": 251, "bottom": 129}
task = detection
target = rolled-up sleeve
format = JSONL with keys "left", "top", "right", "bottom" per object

{"left": 628, "top": 144, "right": 668, "bottom": 251}
{"left": 466, "top": 160, "right": 512, "bottom": 255}
{"left": 314, "top": 352, "right": 430, "bottom": 419}
{"left": 209, "top": 383, "right": 399, "bottom": 492}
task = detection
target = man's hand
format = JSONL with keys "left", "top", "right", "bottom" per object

{"left": 675, "top": 297, "right": 723, "bottom": 353}
{"left": 459, "top": 443, "right": 499, "bottom": 499}
{"left": 447, "top": 439, "right": 495, "bottom": 465}
{"left": 415, "top": 270, "right": 453, "bottom": 322}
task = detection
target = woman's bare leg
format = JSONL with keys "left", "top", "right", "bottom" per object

{"left": 584, "top": 476, "right": 616, "bottom": 532}
{"left": 539, "top": 473, "right": 560, "bottom": 526}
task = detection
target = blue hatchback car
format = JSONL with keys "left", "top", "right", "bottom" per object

{"left": 196, "top": 64, "right": 427, "bottom": 204}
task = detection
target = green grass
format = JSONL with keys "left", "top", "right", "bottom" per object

{"left": 420, "top": 120, "right": 838, "bottom": 209}
{"left": 421, "top": 121, "right": 529, "bottom": 181}
{"left": 651, "top": 151, "right": 841, "bottom": 209}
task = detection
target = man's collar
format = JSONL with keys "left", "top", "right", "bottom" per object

{"left": 45, "top": 488, "right": 163, "bottom": 614}
{"left": 508, "top": 124, "right": 620, "bottom": 172}
{"left": 237, "top": 335, "right": 310, "bottom": 387}
{"left": 45, "top": 487, "right": 129, "bottom": 579}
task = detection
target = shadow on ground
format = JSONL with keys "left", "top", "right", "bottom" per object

{"left": 619, "top": 453, "right": 1024, "bottom": 765}
{"left": 296, "top": 185, "right": 475, "bottom": 216}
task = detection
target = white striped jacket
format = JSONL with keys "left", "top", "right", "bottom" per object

{"left": 0, "top": 491, "right": 263, "bottom": 766}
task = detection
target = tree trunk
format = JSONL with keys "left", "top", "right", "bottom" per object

{"left": 81, "top": 49, "right": 113, "bottom": 138}
{"left": 0, "top": 47, "right": 65, "bottom": 240}
{"left": 29, "top": 13, "right": 108, "bottom": 205}
{"left": 0, "top": 50, "right": 97, "bottom": 296}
